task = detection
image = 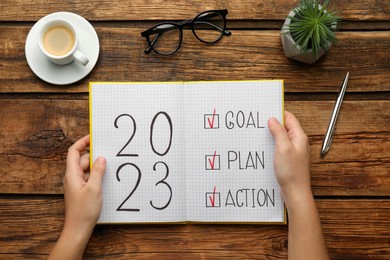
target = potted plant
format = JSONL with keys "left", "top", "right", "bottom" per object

{"left": 280, "top": 0, "right": 340, "bottom": 64}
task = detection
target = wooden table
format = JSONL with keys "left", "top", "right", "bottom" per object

{"left": 1, "top": 1, "right": 389, "bottom": 259}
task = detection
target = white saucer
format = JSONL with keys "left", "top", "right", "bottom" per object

{"left": 25, "top": 12, "right": 99, "bottom": 85}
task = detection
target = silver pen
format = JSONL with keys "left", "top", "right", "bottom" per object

{"left": 321, "top": 72, "right": 349, "bottom": 157}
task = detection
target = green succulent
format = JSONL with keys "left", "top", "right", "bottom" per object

{"left": 283, "top": 0, "right": 340, "bottom": 58}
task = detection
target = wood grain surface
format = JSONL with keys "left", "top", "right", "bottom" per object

{"left": 0, "top": 0, "right": 389, "bottom": 21}
{"left": 0, "top": 99, "right": 389, "bottom": 196}
{"left": 0, "top": 0, "right": 389, "bottom": 259}
{"left": 0, "top": 27, "right": 389, "bottom": 93}
{"left": 0, "top": 198, "right": 388, "bottom": 259}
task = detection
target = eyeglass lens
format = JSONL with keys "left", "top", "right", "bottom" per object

{"left": 193, "top": 12, "right": 224, "bottom": 43}
{"left": 149, "top": 24, "right": 181, "bottom": 55}
{"left": 147, "top": 11, "right": 225, "bottom": 55}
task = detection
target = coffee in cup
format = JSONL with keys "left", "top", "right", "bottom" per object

{"left": 38, "top": 18, "right": 89, "bottom": 66}
{"left": 43, "top": 25, "right": 75, "bottom": 56}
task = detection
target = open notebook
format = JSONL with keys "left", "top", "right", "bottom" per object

{"left": 89, "top": 80, "right": 285, "bottom": 224}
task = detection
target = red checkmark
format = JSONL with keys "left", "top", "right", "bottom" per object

{"left": 209, "top": 186, "right": 216, "bottom": 207}
{"left": 207, "top": 108, "right": 216, "bottom": 128}
{"left": 208, "top": 150, "right": 217, "bottom": 170}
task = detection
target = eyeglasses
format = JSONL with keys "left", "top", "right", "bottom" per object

{"left": 141, "top": 9, "right": 231, "bottom": 55}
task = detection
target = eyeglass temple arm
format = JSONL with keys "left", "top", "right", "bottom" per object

{"left": 144, "top": 32, "right": 160, "bottom": 54}
{"left": 144, "top": 23, "right": 186, "bottom": 53}
{"left": 177, "top": 14, "right": 231, "bottom": 35}
{"left": 192, "top": 12, "right": 231, "bottom": 35}
{"left": 193, "top": 21, "right": 231, "bottom": 36}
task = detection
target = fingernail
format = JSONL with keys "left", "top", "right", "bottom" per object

{"left": 97, "top": 157, "right": 106, "bottom": 164}
{"left": 269, "top": 117, "right": 279, "bottom": 125}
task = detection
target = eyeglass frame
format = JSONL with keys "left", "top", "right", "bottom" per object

{"left": 141, "top": 9, "right": 231, "bottom": 55}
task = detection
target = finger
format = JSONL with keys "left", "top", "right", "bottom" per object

{"left": 268, "top": 116, "right": 291, "bottom": 151}
{"left": 284, "top": 111, "right": 306, "bottom": 137}
{"left": 284, "top": 111, "right": 308, "bottom": 146}
{"left": 87, "top": 157, "right": 106, "bottom": 191}
{"left": 80, "top": 152, "right": 90, "bottom": 172}
{"left": 66, "top": 135, "right": 90, "bottom": 170}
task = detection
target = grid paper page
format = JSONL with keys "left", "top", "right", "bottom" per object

{"left": 184, "top": 81, "right": 285, "bottom": 223}
{"left": 90, "top": 83, "right": 186, "bottom": 223}
{"left": 90, "top": 81, "right": 285, "bottom": 224}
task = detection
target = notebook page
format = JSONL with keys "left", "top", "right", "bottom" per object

{"left": 90, "top": 83, "right": 186, "bottom": 223}
{"left": 184, "top": 81, "right": 285, "bottom": 223}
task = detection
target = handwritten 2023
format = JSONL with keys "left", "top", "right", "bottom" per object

{"left": 113, "top": 112, "right": 173, "bottom": 212}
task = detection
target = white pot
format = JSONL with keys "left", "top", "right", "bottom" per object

{"left": 280, "top": 9, "right": 335, "bottom": 64}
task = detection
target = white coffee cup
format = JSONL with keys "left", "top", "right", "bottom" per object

{"left": 38, "top": 18, "right": 89, "bottom": 66}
